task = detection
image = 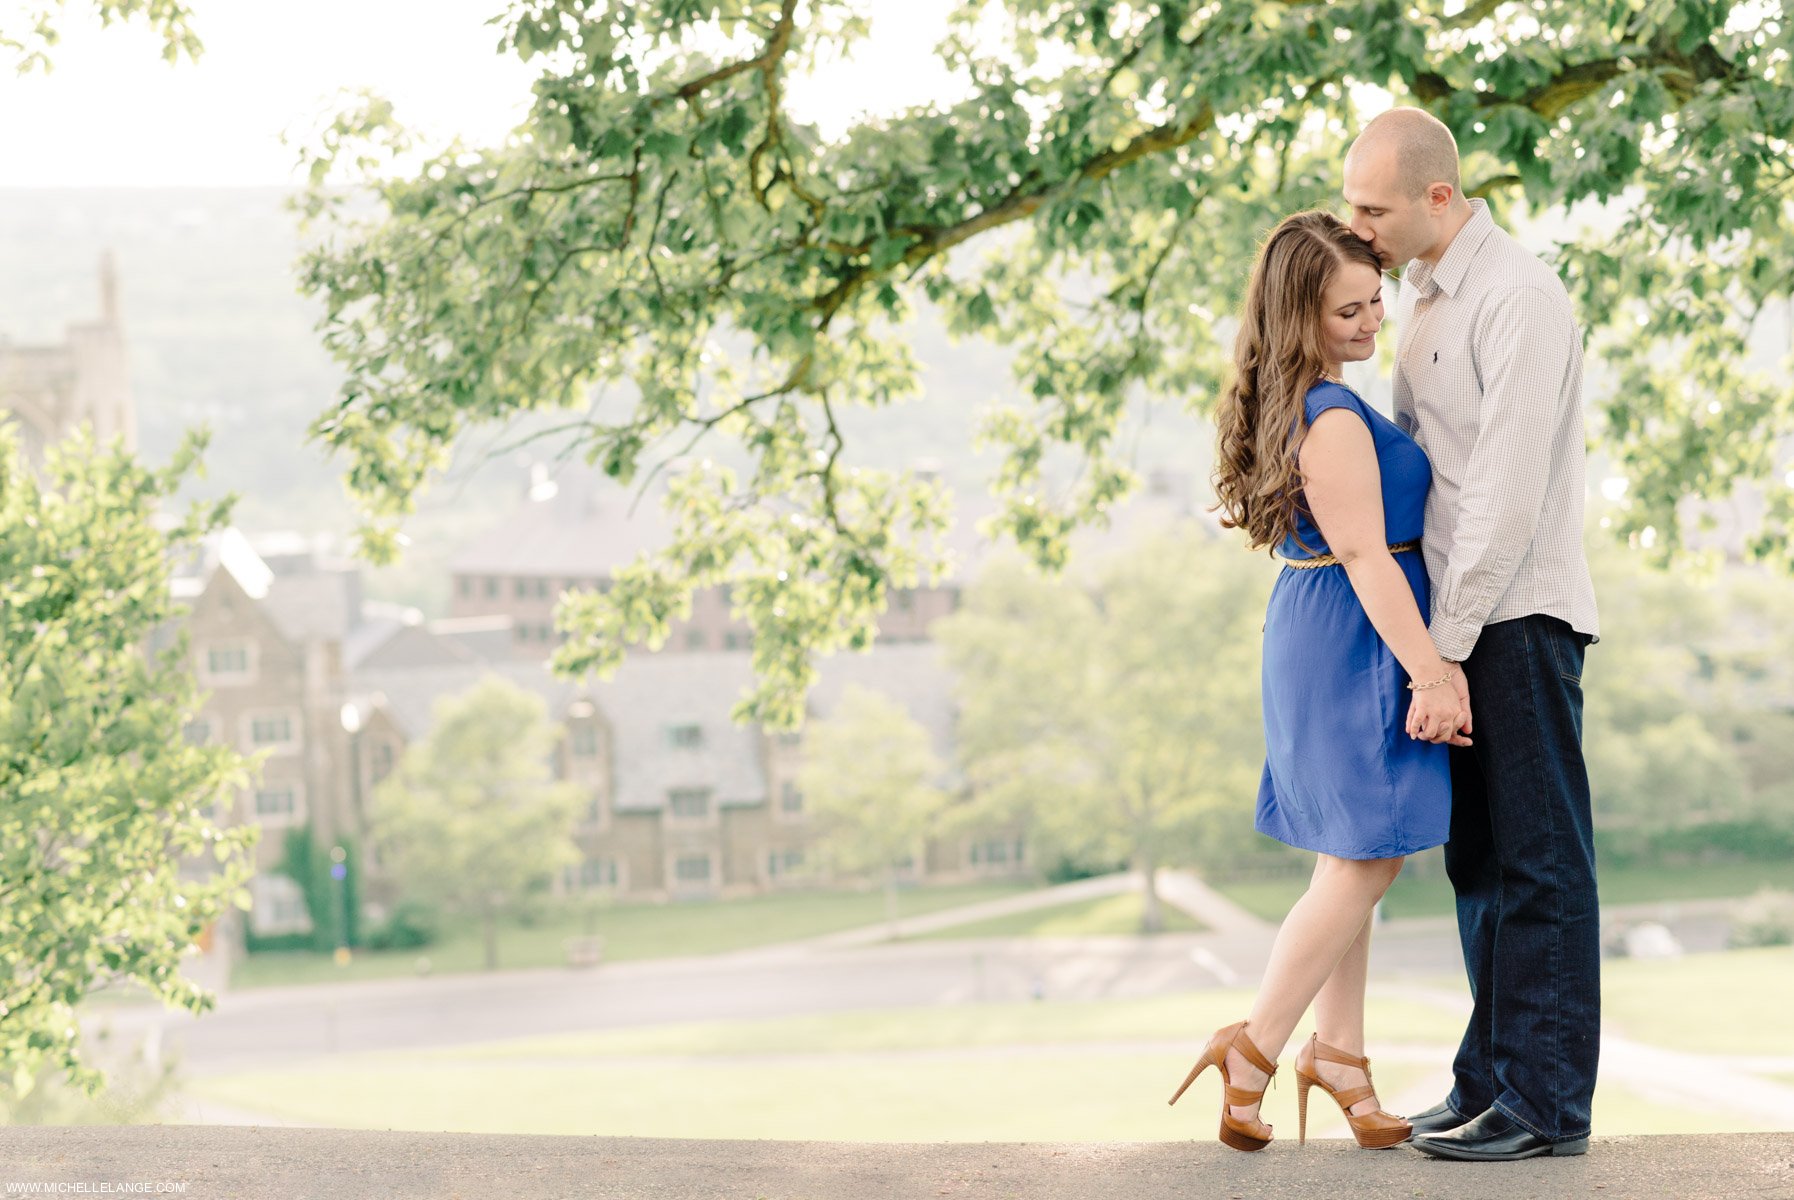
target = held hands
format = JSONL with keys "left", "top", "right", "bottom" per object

{"left": 1405, "top": 664, "right": 1473, "bottom": 746}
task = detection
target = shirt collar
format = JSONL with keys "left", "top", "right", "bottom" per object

{"left": 1403, "top": 198, "right": 1496, "bottom": 299}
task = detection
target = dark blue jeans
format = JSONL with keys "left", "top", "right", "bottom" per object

{"left": 1444, "top": 614, "right": 1599, "bottom": 1142}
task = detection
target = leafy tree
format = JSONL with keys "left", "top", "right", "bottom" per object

{"left": 1582, "top": 531, "right": 1794, "bottom": 855}
{"left": 0, "top": 426, "right": 254, "bottom": 1099}
{"left": 293, "top": 1, "right": 1794, "bottom": 722}
{"left": 796, "top": 685, "right": 949, "bottom": 936}
{"left": 370, "top": 676, "right": 582, "bottom": 970}
{"left": 937, "top": 527, "right": 1267, "bottom": 932}
{"left": 2, "top": 1, "right": 201, "bottom": 73}
{"left": 269, "top": 826, "right": 364, "bottom": 953}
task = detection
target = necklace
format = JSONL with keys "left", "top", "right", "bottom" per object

{"left": 1319, "top": 369, "right": 1346, "bottom": 385}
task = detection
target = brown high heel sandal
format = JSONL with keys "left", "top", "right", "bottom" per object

{"left": 1294, "top": 1034, "right": 1412, "bottom": 1149}
{"left": 1168, "top": 1019, "right": 1279, "bottom": 1152}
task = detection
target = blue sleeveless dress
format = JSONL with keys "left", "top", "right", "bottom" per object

{"left": 1255, "top": 381, "right": 1451, "bottom": 860}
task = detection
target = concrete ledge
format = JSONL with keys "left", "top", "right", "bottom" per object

{"left": 3, "top": 1128, "right": 1792, "bottom": 1200}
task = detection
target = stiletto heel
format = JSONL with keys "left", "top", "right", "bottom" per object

{"left": 1168, "top": 1019, "right": 1279, "bottom": 1152}
{"left": 1293, "top": 1033, "right": 1412, "bottom": 1149}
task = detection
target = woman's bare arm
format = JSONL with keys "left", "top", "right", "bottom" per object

{"left": 1300, "top": 407, "right": 1470, "bottom": 744}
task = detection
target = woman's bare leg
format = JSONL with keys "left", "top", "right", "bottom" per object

{"left": 1312, "top": 912, "right": 1381, "bottom": 1115}
{"left": 1222, "top": 854, "right": 1403, "bottom": 1121}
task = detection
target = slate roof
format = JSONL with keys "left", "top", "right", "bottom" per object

{"left": 446, "top": 463, "right": 1221, "bottom": 584}
{"left": 350, "top": 642, "right": 962, "bottom": 814}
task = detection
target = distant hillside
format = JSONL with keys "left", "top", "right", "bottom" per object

{"left": 0, "top": 188, "right": 1218, "bottom": 613}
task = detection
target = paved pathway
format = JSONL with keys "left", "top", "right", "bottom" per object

{"left": 782, "top": 872, "right": 1140, "bottom": 950}
{"left": 3, "top": 1127, "right": 1789, "bottom": 1199}
{"left": 1374, "top": 982, "right": 1794, "bottom": 1130}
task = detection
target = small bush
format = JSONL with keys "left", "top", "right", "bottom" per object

{"left": 243, "top": 930, "right": 316, "bottom": 954}
{"left": 1728, "top": 888, "right": 1794, "bottom": 948}
{"left": 364, "top": 899, "right": 440, "bottom": 951}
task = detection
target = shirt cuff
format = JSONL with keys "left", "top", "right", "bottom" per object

{"left": 1430, "top": 616, "right": 1482, "bottom": 664}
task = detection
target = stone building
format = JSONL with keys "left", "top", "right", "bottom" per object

{"left": 170, "top": 530, "right": 372, "bottom": 938}
{"left": 0, "top": 253, "right": 134, "bottom": 463}
{"left": 171, "top": 463, "right": 1216, "bottom": 934}
{"left": 446, "top": 465, "right": 971, "bottom": 659}
{"left": 346, "top": 638, "right": 995, "bottom": 904}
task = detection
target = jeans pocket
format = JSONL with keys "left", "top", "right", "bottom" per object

{"left": 1541, "top": 619, "right": 1586, "bottom": 685}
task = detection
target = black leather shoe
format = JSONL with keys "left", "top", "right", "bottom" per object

{"left": 1412, "top": 1108, "right": 1589, "bottom": 1161}
{"left": 1405, "top": 1099, "right": 1474, "bottom": 1137}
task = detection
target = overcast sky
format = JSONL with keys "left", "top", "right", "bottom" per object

{"left": 0, "top": 0, "right": 967, "bottom": 187}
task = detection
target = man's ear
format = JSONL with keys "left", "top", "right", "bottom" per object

{"left": 1426, "top": 182, "right": 1457, "bottom": 214}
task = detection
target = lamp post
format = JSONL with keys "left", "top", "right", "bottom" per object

{"left": 330, "top": 843, "right": 350, "bottom": 967}
{"left": 336, "top": 700, "right": 363, "bottom": 968}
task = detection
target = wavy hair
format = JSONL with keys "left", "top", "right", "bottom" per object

{"left": 1211, "top": 211, "right": 1382, "bottom": 552}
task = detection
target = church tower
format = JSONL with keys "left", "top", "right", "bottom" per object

{"left": 0, "top": 252, "right": 136, "bottom": 465}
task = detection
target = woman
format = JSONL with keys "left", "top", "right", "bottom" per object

{"left": 1170, "top": 211, "right": 1468, "bottom": 1151}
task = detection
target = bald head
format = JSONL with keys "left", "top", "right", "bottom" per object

{"left": 1348, "top": 107, "right": 1461, "bottom": 200}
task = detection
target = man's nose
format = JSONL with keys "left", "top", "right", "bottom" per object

{"left": 1349, "top": 215, "right": 1372, "bottom": 241}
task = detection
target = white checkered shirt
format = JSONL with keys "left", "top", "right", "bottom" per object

{"left": 1391, "top": 199, "right": 1600, "bottom": 663}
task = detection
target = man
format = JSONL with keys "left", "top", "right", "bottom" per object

{"left": 1342, "top": 107, "right": 1602, "bottom": 1162}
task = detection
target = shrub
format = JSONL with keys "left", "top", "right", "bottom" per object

{"left": 1728, "top": 889, "right": 1794, "bottom": 948}
{"left": 363, "top": 900, "right": 440, "bottom": 951}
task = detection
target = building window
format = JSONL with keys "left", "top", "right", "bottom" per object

{"left": 458, "top": 577, "right": 473, "bottom": 598}
{"left": 667, "top": 723, "right": 703, "bottom": 750}
{"left": 485, "top": 576, "right": 501, "bottom": 599}
{"left": 250, "top": 872, "right": 309, "bottom": 934}
{"left": 534, "top": 577, "right": 549, "bottom": 599}
{"left": 370, "top": 741, "right": 395, "bottom": 783}
{"left": 253, "top": 787, "right": 301, "bottom": 822}
{"left": 780, "top": 782, "right": 803, "bottom": 815}
{"left": 565, "top": 857, "right": 618, "bottom": 890}
{"left": 581, "top": 793, "right": 603, "bottom": 825}
{"left": 766, "top": 849, "right": 804, "bottom": 879}
{"left": 569, "top": 724, "right": 599, "bottom": 758}
{"left": 673, "top": 854, "right": 713, "bottom": 883}
{"left": 201, "top": 642, "right": 254, "bottom": 684}
{"left": 969, "top": 839, "right": 1026, "bottom": 867}
{"left": 894, "top": 588, "right": 915, "bottom": 612}
{"left": 668, "top": 788, "right": 712, "bottom": 821}
{"left": 685, "top": 629, "right": 707, "bottom": 651}
{"left": 182, "top": 718, "right": 215, "bottom": 745}
{"left": 247, "top": 711, "right": 299, "bottom": 751}
{"left": 539, "top": 623, "right": 555, "bottom": 642}
{"left": 722, "top": 631, "right": 744, "bottom": 651}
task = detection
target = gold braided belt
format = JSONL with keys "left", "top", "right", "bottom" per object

{"left": 1281, "top": 540, "right": 1420, "bottom": 569}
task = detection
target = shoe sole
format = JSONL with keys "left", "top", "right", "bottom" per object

{"left": 1414, "top": 1136, "right": 1589, "bottom": 1162}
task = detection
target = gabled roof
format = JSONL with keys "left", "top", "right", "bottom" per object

{"left": 350, "top": 641, "right": 962, "bottom": 815}
{"left": 445, "top": 462, "right": 1220, "bottom": 586}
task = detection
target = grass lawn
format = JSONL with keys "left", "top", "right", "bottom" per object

{"left": 1216, "top": 858, "right": 1794, "bottom": 924}
{"left": 231, "top": 881, "right": 1032, "bottom": 990}
{"left": 189, "top": 1049, "right": 1435, "bottom": 1142}
{"left": 1602, "top": 947, "right": 1794, "bottom": 1055}
{"left": 186, "top": 952, "right": 1794, "bottom": 1139}
{"left": 420, "top": 989, "right": 1470, "bottom": 1061}
{"left": 912, "top": 891, "right": 1204, "bottom": 941}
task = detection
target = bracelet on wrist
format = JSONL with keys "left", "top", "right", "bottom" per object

{"left": 1407, "top": 666, "right": 1456, "bottom": 692}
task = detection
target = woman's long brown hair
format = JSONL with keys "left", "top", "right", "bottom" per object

{"left": 1211, "top": 211, "right": 1382, "bottom": 552}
